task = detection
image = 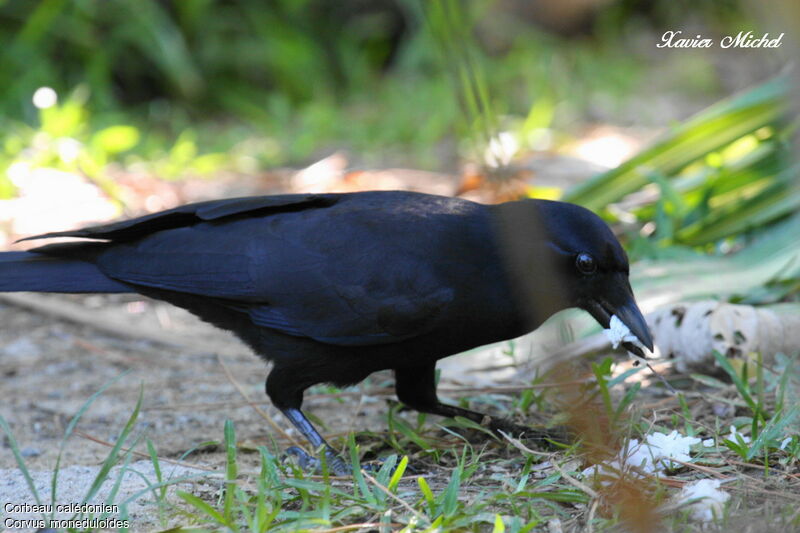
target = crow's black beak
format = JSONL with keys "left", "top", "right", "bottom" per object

{"left": 584, "top": 279, "right": 654, "bottom": 356}
{"left": 613, "top": 298, "right": 654, "bottom": 356}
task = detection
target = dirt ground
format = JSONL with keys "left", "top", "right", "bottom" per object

{"left": 0, "top": 292, "right": 399, "bottom": 470}
{"left": 0, "top": 291, "right": 421, "bottom": 530}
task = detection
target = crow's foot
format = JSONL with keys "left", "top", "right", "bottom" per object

{"left": 283, "top": 446, "right": 351, "bottom": 476}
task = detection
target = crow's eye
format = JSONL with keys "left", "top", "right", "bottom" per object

{"left": 575, "top": 253, "right": 597, "bottom": 274}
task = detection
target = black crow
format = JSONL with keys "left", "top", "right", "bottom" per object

{"left": 0, "top": 191, "right": 652, "bottom": 474}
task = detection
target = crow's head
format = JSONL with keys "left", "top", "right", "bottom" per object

{"left": 535, "top": 200, "right": 654, "bottom": 355}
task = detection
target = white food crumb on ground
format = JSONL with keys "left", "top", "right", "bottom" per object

{"left": 703, "top": 427, "right": 755, "bottom": 449}
{"left": 603, "top": 315, "right": 645, "bottom": 350}
{"left": 581, "top": 430, "right": 701, "bottom": 481}
{"left": 727, "top": 425, "right": 750, "bottom": 444}
{"left": 677, "top": 479, "right": 730, "bottom": 522}
{"left": 644, "top": 430, "right": 700, "bottom": 469}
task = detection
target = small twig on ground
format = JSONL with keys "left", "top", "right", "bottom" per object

{"left": 668, "top": 458, "right": 730, "bottom": 479}
{"left": 499, "top": 430, "right": 598, "bottom": 497}
{"left": 586, "top": 498, "right": 599, "bottom": 533}
{"left": 627, "top": 353, "right": 678, "bottom": 395}
{"left": 72, "top": 337, "right": 138, "bottom": 366}
{"left": 498, "top": 430, "right": 558, "bottom": 459}
{"left": 0, "top": 293, "right": 242, "bottom": 357}
{"left": 75, "top": 430, "right": 219, "bottom": 473}
{"left": 314, "top": 523, "right": 404, "bottom": 533}
{"left": 361, "top": 469, "right": 428, "bottom": 524}
{"left": 549, "top": 458, "right": 600, "bottom": 499}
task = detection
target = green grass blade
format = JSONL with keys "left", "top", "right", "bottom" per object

{"left": 442, "top": 461, "right": 462, "bottom": 517}
{"left": 0, "top": 416, "right": 43, "bottom": 507}
{"left": 387, "top": 455, "right": 409, "bottom": 492}
{"left": 104, "top": 448, "right": 136, "bottom": 516}
{"left": 79, "top": 384, "right": 144, "bottom": 510}
{"left": 711, "top": 351, "right": 768, "bottom": 419}
{"left": 177, "top": 491, "right": 228, "bottom": 525}
{"left": 746, "top": 405, "right": 800, "bottom": 461}
{"left": 417, "top": 475, "right": 436, "bottom": 516}
{"left": 223, "top": 419, "right": 238, "bottom": 526}
{"left": 50, "top": 369, "right": 131, "bottom": 509}
{"left": 375, "top": 454, "right": 398, "bottom": 487}
{"left": 613, "top": 382, "right": 641, "bottom": 423}
{"left": 348, "top": 433, "right": 376, "bottom": 505}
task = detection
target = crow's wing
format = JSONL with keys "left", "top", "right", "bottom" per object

{"left": 31, "top": 193, "right": 460, "bottom": 346}
{"left": 21, "top": 194, "right": 337, "bottom": 243}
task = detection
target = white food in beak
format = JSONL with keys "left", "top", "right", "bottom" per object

{"left": 603, "top": 314, "right": 645, "bottom": 350}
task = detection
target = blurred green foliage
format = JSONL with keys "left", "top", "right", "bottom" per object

{"left": 0, "top": 0, "right": 735, "bottom": 173}
{"left": 565, "top": 77, "right": 798, "bottom": 253}
{"left": 0, "top": 0, "right": 435, "bottom": 168}
{"left": 0, "top": 87, "right": 232, "bottom": 201}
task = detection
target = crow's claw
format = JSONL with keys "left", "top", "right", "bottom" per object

{"left": 284, "top": 446, "right": 321, "bottom": 471}
{"left": 283, "top": 446, "right": 351, "bottom": 476}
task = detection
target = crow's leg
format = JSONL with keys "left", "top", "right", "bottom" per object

{"left": 280, "top": 408, "right": 352, "bottom": 475}
{"left": 266, "top": 367, "right": 350, "bottom": 475}
{"left": 394, "top": 363, "right": 561, "bottom": 443}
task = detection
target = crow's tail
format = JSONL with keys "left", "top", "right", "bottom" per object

{"left": 0, "top": 251, "right": 134, "bottom": 293}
